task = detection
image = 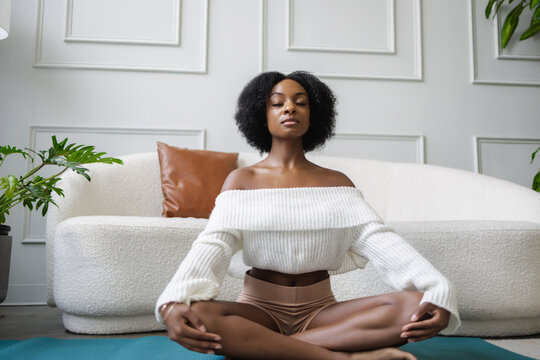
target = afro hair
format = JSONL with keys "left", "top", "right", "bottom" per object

{"left": 234, "top": 71, "right": 337, "bottom": 155}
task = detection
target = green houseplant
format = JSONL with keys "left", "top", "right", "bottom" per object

{"left": 532, "top": 146, "right": 540, "bottom": 192}
{"left": 0, "top": 136, "right": 123, "bottom": 303}
{"left": 485, "top": 0, "right": 540, "bottom": 48}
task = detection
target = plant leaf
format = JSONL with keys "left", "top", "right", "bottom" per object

{"left": 24, "top": 148, "right": 46, "bottom": 163}
{"left": 51, "top": 186, "right": 64, "bottom": 197}
{"left": 0, "top": 195, "right": 10, "bottom": 223}
{"left": 486, "top": 0, "right": 499, "bottom": 18}
{"left": 520, "top": 22, "right": 540, "bottom": 39}
{"left": 531, "top": 146, "right": 540, "bottom": 163}
{"left": 531, "top": 0, "right": 540, "bottom": 10}
{"left": 42, "top": 202, "right": 49, "bottom": 216}
{"left": 0, "top": 145, "right": 33, "bottom": 163}
{"left": 26, "top": 183, "right": 50, "bottom": 200}
{"left": 501, "top": 3, "right": 525, "bottom": 48}
{"left": 532, "top": 171, "right": 540, "bottom": 192}
{"left": 0, "top": 175, "right": 19, "bottom": 199}
{"left": 531, "top": 4, "right": 540, "bottom": 24}
{"left": 22, "top": 198, "right": 33, "bottom": 211}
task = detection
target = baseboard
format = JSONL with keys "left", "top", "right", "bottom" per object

{"left": 0, "top": 284, "right": 47, "bottom": 305}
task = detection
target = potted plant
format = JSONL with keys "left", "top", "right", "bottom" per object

{"left": 0, "top": 136, "right": 123, "bottom": 303}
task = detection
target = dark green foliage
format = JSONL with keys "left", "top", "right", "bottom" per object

{"left": 532, "top": 147, "right": 540, "bottom": 192}
{"left": 0, "top": 136, "right": 123, "bottom": 224}
{"left": 486, "top": 0, "right": 540, "bottom": 48}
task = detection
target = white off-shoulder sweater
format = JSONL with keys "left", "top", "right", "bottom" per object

{"left": 155, "top": 186, "right": 460, "bottom": 333}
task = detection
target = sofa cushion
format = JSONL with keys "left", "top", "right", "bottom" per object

{"left": 157, "top": 142, "right": 238, "bottom": 219}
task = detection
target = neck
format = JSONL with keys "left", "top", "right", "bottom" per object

{"left": 264, "top": 138, "right": 309, "bottom": 169}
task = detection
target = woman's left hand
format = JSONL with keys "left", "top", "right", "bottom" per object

{"left": 400, "top": 302, "right": 450, "bottom": 342}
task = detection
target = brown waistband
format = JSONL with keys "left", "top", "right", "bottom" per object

{"left": 240, "top": 271, "right": 334, "bottom": 304}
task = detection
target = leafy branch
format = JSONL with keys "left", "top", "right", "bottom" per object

{"left": 0, "top": 136, "right": 123, "bottom": 224}
{"left": 486, "top": 0, "right": 540, "bottom": 48}
{"left": 532, "top": 146, "right": 540, "bottom": 192}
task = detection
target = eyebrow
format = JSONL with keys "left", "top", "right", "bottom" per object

{"left": 270, "top": 92, "right": 308, "bottom": 97}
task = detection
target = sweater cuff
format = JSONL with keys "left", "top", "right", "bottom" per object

{"left": 155, "top": 297, "right": 191, "bottom": 325}
{"left": 154, "top": 279, "right": 219, "bottom": 324}
{"left": 419, "top": 282, "right": 461, "bottom": 334}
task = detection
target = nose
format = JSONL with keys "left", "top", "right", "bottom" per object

{"left": 284, "top": 102, "right": 296, "bottom": 114}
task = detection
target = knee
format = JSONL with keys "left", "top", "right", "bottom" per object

{"left": 190, "top": 301, "right": 226, "bottom": 324}
{"left": 395, "top": 291, "right": 423, "bottom": 325}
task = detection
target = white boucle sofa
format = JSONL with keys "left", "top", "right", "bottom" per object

{"left": 46, "top": 152, "right": 540, "bottom": 336}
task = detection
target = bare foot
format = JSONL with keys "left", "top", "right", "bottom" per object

{"left": 348, "top": 347, "right": 416, "bottom": 360}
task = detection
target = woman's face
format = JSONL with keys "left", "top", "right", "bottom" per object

{"left": 266, "top": 79, "right": 310, "bottom": 138}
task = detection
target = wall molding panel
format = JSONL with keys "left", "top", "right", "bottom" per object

{"left": 473, "top": 136, "right": 540, "bottom": 173}
{"left": 260, "top": 0, "right": 422, "bottom": 81}
{"left": 473, "top": 136, "right": 540, "bottom": 189}
{"left": 469, "top": 0, "right": 540, "bottom": 86}
{"left": 34, "top": 0, "right": 208, "bottom": 73}
{"left": 23, "top": 125, "right": 206, "bottom": 245}
{"left": 64, "top": 0, "right": 182, "bottom": 46}
{"left": 286, "top": 0, "right": 396, "bottom": 54}
{"left": 313, "top": 133, "right": 425, "bottom": 164}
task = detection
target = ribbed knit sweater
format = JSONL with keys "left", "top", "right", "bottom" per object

{"left": 155, "top": 186, "right": 460, "bottom": 333}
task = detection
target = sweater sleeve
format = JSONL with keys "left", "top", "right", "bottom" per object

{"left": 154, "top": 227, "right": 242, "bottom": 324}
{"left": 350, "top": 221, "right": 461, "bottom": 334}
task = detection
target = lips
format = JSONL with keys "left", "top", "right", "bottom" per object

{"left": 281, "top": 118, "right": 299, "bottom": 125}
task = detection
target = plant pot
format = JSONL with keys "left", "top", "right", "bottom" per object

{"left": 0, "top": 224, "right": 12, "bottom": 304}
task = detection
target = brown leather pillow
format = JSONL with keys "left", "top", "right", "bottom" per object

{"left": 157, "top": 142, "right": 238, "bottom": 219}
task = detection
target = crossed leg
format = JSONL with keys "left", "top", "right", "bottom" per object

{"left": 292, "top": 291, "right": 424, "bottom": 351}
{"left": 185, "top": 291, "right": 422, "bottom": 360}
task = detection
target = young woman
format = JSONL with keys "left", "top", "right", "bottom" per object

{"left": 156, "top": 71, "right": 460, "bottom": 360}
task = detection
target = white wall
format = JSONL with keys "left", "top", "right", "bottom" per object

{"left": 0, "top": 0, "right": 539, "bottom": 304}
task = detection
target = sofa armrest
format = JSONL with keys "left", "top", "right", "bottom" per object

{"left": 332, "top": 220, "right": 540, "bottom": 336}
{"left": 46, "top": 152, "right": 163, "bottom": 305}
{"left": 52, "top": 215, "right": 207, "bottom": 314}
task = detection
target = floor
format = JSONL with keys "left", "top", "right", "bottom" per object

{"left": 0, "top": 306, "right": 539, "bottom": 359}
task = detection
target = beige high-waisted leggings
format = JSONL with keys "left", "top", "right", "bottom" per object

{"left": 236, "top": 271, "right": 337, "bottom": 335}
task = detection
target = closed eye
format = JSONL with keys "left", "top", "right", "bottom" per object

{"left": 271, "top": 102, "right": 306, "bottom": 107}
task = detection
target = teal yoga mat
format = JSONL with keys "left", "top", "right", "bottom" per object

{"left": 0, "top": 336, "right": 534, "bottom": 360}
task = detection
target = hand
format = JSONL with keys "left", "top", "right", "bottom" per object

{"left": 400, "top": 302, "right": 450, "bottom": 343}
{"left": 162, "top": 302, "right": 222, "bottom": 354}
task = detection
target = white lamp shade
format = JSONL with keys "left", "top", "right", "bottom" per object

{"left": 0, "top": 0, "right": 11, "bottom": 40}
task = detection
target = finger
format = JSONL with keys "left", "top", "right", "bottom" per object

{"left": 401, "top": 329, "right": 437, "bottom": 340}
{"left": 410, "top": 302, "right": 436, "bottom": 322}
{"left": 404, "top": 351, "right": 417, "bottom": 360}
{"left": 184, "top": 344, "right": 214, "bottom": 355}
{"left": 375, "top": 348, "right": 417, "bottom": 360}
{"left": 183, "top": 310, "right": 207, "bottom": 333}
{"left": 174, "top": 338, "right": 214, "bottom": 355}
{"left": 181, "top": 336, "right": 223, "bottom": 352}
{"left": 402, "top": 317, "right": 439, "bottom": 332}
{"left": 181, "top": 324, "right": 222, "bottom": 342}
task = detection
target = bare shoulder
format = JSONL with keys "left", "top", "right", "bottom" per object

{"left": 314, "top": 165, "right": 356, "bottom": 188}
{"left": 220, "top": 167, "right": 255, "bottom": 192}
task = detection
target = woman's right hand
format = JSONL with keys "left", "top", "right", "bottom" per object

{"left": 162, "top": 302, "right": 222, "bottom": 355}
